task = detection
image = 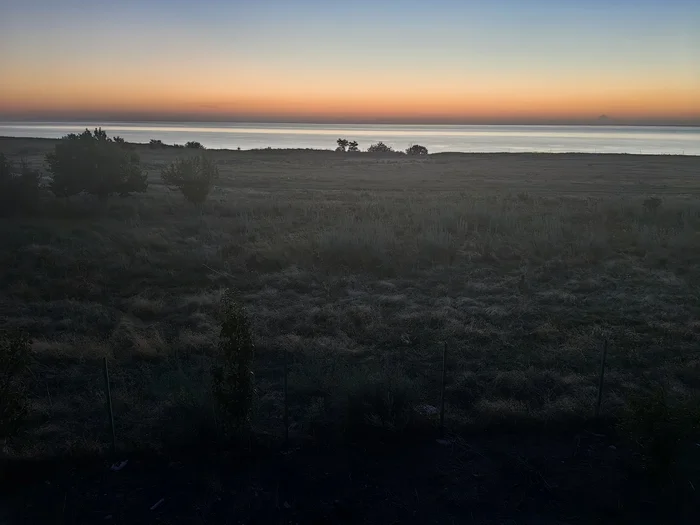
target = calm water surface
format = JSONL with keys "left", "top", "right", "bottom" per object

{"left": 1, "top": 122, "right": 698, "bottom": 155}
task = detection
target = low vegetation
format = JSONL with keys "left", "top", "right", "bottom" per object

{"left": 0, "top": 137, "right": 698, "bottom": 466}
{"left": 46, "top": 128, "right": 148, "bottom": 200}
{"left": 367, "top": 141, "right": 394, "bottom": 153}
{"left": 212, "top": 289, "right": 256, "bottom": 435}
{"left": 160, "top": 154, "right": 219, "bottom": 204}
{"left": 406, "top": 144, "right": 428, "bottom": 155}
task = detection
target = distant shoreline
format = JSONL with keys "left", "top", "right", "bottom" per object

{"left": 1, "top": 135, "right": 698, "bottom": 157}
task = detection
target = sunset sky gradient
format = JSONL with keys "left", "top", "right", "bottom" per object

{"left": 1, "top": 0, "right": 699, "bottom": 124}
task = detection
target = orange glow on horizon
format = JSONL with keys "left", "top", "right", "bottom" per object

{"left": 2, "top": 54, "right": 699, "bottom": 123}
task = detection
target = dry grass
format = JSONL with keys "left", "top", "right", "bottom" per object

{"left": 1, "top": 137, "right": 700, "bottom": 457}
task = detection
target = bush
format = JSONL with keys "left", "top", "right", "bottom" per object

{"left": 45, "top": 128, "right": 148, "bottom": 200}
{"left": 406, "top": 144, "right": 428, "bottom": 156}
{"left": 0, "top": 331, "right": 31, "bottom": 441}
{"left": 643, "top": 196, "right": 662, "bottom": 213}
{"left": 348, "top": 140, "right": 359, "bottom": 152}
{"left": 160, "top": 154, "right": 219, "bottom": 205}
{"left": 367, "top": 141, "right": 394, "bottom": 153}
{"left": 149, "top": 139, "right": 166, "bottom": 149}
{"left": 212, "top": 290, "right": 255, "bottom": 434}
{"left": 0, "top": 154, "right": 42, "bottom": 215}
{"left": 185, "top": 141, "right": 205, "bottom": 149}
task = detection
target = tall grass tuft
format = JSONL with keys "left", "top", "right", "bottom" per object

{"left": 212, "top": 289, "right": 255, "bottom": 435}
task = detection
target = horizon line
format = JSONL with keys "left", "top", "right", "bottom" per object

{"left": 2, "top": 116, "right": 700, "bottom": 127}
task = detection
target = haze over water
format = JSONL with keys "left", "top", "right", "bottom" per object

{"left": 1, "top": 122, "right": 699, "bottom": 155}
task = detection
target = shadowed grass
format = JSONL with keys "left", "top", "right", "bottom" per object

{"left": 0, "top": 138, "right": 699, "bottom": 457}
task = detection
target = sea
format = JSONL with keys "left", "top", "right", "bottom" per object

{"left": 1, "top": 122, "right": 698, "bottom": 155}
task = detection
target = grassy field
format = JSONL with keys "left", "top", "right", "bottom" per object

{"left": 1, "top": 136, "right": 700, "bottom": 459}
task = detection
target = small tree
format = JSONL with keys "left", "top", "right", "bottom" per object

{"left": 367, "top": 141, "right": 393, "bottom": 153}
{"left": 0, "top": 154, "right": 42, "bottom": 215}
{"left": 336, "top": 138, "right": 349, "bottom": 152}
{"left": 212, "top": 289, "right": 255, "bottom": 434}
{"left": 348, "top": 140, "right": 359, "bottom": 152}
{"left": 46, "top": 128, "right": 147, "bottom": 200}
{"left": 161, "top": 154, "right": 219, "bottom": 205}
{"left": 149, "top": 139, "right": 166, "bottom": 149}
{"left": 185, "top": 141, "right": 205, "bottom": 149}
{"left": 406, "top": 144, "right": 428, "bottom": 156}
{"left": 0, "top": 331, "right": 31, "bottom": 442}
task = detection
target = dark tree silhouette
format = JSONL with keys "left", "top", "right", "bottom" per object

{"left": 406, "top": 144, "right": 428, "bottom": 156}
{"left": 336, "top": 138, "right": 349, "bottom": 152}
{"left": 348, "top": 140, "right": 359, "bottom": 152}
{"left": 367, "top": 141, "right": 393, "bottom": 153}
{"left": 46, "top": 128, "right": 147, "bottom": 200}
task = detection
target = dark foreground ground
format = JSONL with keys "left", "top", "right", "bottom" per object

{"left": 2, "top": 424, "right": 699, "bottom": 525}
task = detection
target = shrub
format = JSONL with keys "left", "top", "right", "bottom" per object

{"left": 113, "top": 136, "right": 125, "bottom": 144}
{"left": 160, "top": 154, "right": 219, "bottom": 205}
{"left": 45, "top": 128, "right": 148, "bottom": 200}
{"left": 212, "top": 290, "right": 255, "bottom": 434}
{"left": 367, "top": 141, "right": 394, "bottom": 153}
{"left": 0, "top": 154, "right": 42, "bottom": 215}
{"left": 348, "top": 140, "right": 359, "bottom": 152}
{"left": 406, "top": 144, "right": 428, "bottom": 156}
{"left": 185, "top": 141, "right": 205, "bottom": 149}
{"left": 643, "top": 196, "right": 662, "bottom": 213}
{"left": 149, "top": 139, "right": 166, "bottom": 149}
{"left": 0, "top": 331, "right": 31, "bottom": 441}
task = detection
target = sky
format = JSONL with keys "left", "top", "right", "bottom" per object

{"left": 1, "top": 0, "right": 699, "bottom": 124}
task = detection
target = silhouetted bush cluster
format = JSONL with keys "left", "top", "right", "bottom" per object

{"left": 149, "top": 139, "right": 166, "bottom": 149}
{"left": 334, "top": 138, "right": 428, "bottom": 154}
{"left": 406, "top": 144, "right": 428, "bottom": 155}
{"left": 46, "top": 128, "right": 148, "bottom": 201}
{"left": 161, "top": 154, "right": 219, "bottom": 205}
{"left": 367, "top": 141, "right": 394, "bottom": 153}
{"left": 336, "top": 138, "right": 359, "bottom": 152}
{"left": 0, "top": 331, "right": 31, "bottom": 442}
{"left": 0, "top": 153, "right": 42, "bottom": 216}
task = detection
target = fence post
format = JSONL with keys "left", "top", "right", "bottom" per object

{"left": 595, "top": 338, "right": 608, "bottom": 418}
{"left": 440, "top": 341, "right": 448, "bottom": 437}
{"left": 283, "top": 350, "right": 289, "bottom": 448}
{"left": 102, "top": 357, "right": 116, "bottom": 456}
